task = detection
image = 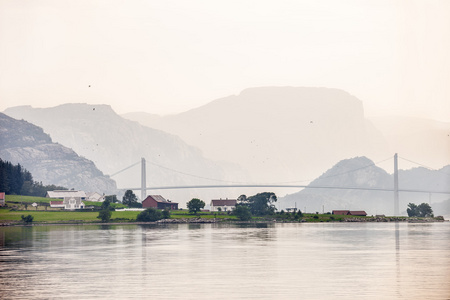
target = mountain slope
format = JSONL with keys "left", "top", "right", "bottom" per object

{"left": 0, "top": 113, "right": 117, "bottom": 193}
{"left": 123, "top": 86, "right": 389, "bottom": 183}
{"left": 280, "top": 156, "right": 450, "bottom": 216}
{"left": 4, "top": 104, "right": 245, "bottom": 203}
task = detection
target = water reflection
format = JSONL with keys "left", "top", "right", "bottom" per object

{"left": 0, "top": 223, "right": 449, "bottom": 299}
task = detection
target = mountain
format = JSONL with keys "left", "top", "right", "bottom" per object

{"left": 0, "top": 113, "right": 117, "bottom": 193}
{"left": 280, "top": 156, "right": 450, "bottom": 216}
{"left": 3, "top": 104, "right": 245, "bottom": 204}
{"left": 122, "top": 87, "right": 390, "bottom": 184}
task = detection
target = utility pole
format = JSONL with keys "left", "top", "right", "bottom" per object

{"left": 394, "top": 153, "right": 399, "bottom": 216}
{"left": 141, "top": 157, "right": 146, "bottom": 202}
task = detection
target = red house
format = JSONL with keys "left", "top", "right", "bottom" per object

{"left": 0, "top": 192, "right": 5, "bottom": 207}
{"left": 142, "top": 195, "right": 178, "bottom": 210}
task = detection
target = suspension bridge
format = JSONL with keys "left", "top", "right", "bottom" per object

{"left": 110, "top": 154, "right": 450, "bottom": 216}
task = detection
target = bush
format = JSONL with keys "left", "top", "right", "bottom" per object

{"left": 97, "top": 209, "right": 112, "bottom": 223}
{"left": 137, "top": 208, "right": 162, "bottom": 222}
{"left": 234, "top": 205, "right": 252, "bottom": 221}
{"left": 313, "top": 215, "right": 319, "bottom": 219}
{"left": 162, "top": 209, "right": 170, "bottom": 219}
{"left": 21, "top": 214, "right": 34, "bottom": 224}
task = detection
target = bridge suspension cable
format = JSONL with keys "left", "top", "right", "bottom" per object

{"left": 109, "top": 160, "right": 141, "bottom": 177}
{"left": 399, "top": 156, "right": 450, "bottom": 177}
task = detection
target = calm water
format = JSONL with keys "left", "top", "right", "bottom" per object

{"left": 0, "top": 222, "right": 449, "bottom": 299}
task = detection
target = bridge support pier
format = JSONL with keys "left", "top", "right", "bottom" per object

{"left": 394, "top": 153, "right": 399, "bottom": 216}
{"left": 141, "top": 158, "right": 146, "bottom": 202}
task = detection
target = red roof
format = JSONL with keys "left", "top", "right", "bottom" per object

{"left": 211, "top": 199, "right": 237, "bottom": 206}
{"left": 349, "top": 211, "right": 367, "bottom": 216}
{"left": 144, "top": 195, "right": 177, "bottom": 204}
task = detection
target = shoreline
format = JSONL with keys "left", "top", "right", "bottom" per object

{"left": 1, "top": 216, "right": 446, "bottom": 227}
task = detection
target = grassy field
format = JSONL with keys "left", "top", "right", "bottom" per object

{"left": 0, "top": 209, "right": 145, "bottom": 223}
{"left": 1, "top": 195, "right": 406, "bottom": 225}
{"left": 6, "top": 195, "right": 51, "bottom": 204}
{"left": 4, "top": 195, "right": 127, "bottom": 210}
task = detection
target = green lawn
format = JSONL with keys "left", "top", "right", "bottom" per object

{"left": 6, "top": 195, "right": 51, "bottom": 204}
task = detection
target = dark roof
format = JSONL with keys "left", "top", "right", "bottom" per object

{"left": 145, "top": 195, "right": 178, "bottom": 204}
{"left": 211, "top": 199, "right": 237, "bottom": 206}
{"left": 349, "top": 211, "right": 367, "bottom": 216}
{"left": 332, "top": 210, "right": 350, "bottom": 215}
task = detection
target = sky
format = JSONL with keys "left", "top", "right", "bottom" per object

{"left": 0, "top": 0, "right": 449, "bottom": 121}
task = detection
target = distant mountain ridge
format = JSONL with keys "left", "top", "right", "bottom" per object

{"left": 280, "top": 156, "right": 450, "bottom": 216}
{"left": 0, "top": 113, "right": 117, "bottom": 193}
{"left": 123, "top": 86, "right": 389, "bottom": 183}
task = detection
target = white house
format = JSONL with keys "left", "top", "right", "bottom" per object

{"left": 50, "top": 197, "right": 85, "bottom": 210}
{"left": 210, "top": 199, "right": 237, "bottom": 212}
{"left": 63, "top": 197, "right": 85, "bottom": 210}
{"left": 86, "top": 192, "right": 104, "bottom": 202}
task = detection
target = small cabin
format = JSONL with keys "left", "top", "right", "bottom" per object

{"left": 142, "top": 195, "right": 178, "bottom": 210}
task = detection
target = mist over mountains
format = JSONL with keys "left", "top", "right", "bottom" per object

{"left": 0, "top": 113, "right": 116, "bottom": 193}
{"left": 123, "top": 87, "right": 390, "bottom": 183}
{"left": 2, "top": 86, "right": 449, "bottom": 212}
{"left": 3, "top": 104, "right": 245, "bottom": 203}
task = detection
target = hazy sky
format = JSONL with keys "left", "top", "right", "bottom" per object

{"left": 1, "top": 0, "right": 449, "bottom": 121}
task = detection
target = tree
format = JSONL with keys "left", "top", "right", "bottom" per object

{"left": 233, "top": 205, "right": 252, "bottom": 221}
{"left": 187, "top": 198, "right": 205, "bottom": 214}
{"left": 407, "top": 203, "right": 434, "bottom": 217}
{"left": 122, "top": 190, "right": 141, "bottom": 208}
{"left": 97, "top": 209, "right": 112, "bottom": 223}
{"left": 136, "top": 208, "right": 162, "bottom": 222}
{"left": 98, "top": 199, "right": 113, "bottom": 222}
{"left": 407, "top": 203, "right": 418, "bottom": 217}
{"left": 417, "top": 203, "right": 433, "bottom": 217}
{"left": 101, "top": 198, "right": 113, "bottom": 211}
{"left": 105, "top": 195, "right": 118, "bottom": 203}
{"left": 239, "top": 192, "right": 277, "bottom": 216}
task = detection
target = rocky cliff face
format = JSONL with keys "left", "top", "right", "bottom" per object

{"left": 0, "top": 113, "right": 117, "bottom": 194}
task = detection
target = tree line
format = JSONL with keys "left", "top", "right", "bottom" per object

{"left": 0, "top": 158, "right": 67, "bottom": 197}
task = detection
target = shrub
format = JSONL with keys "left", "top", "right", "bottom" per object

{"left": 97, "top": 209, "right": 111, "bottom": 223}
{"left": 137, "top": 208, "right": 162, "bottom": 222}
{"left": 21, "top": 214, "right": 34, "bottom": 224}
{"left": 233, "top": 205, "right": 252, "bottom": 221}
{"left": 162, "top": 209, "right": 170, "bottom": 219}
{"left": 313, "top": 215, "right": 319, "bottom": 219}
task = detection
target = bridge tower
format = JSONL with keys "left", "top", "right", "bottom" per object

{"left": 141, "top": 157, "right": 146, "bottom": 202}
{"left": 394, "top": 153, "right": 399, "bottom": 216}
